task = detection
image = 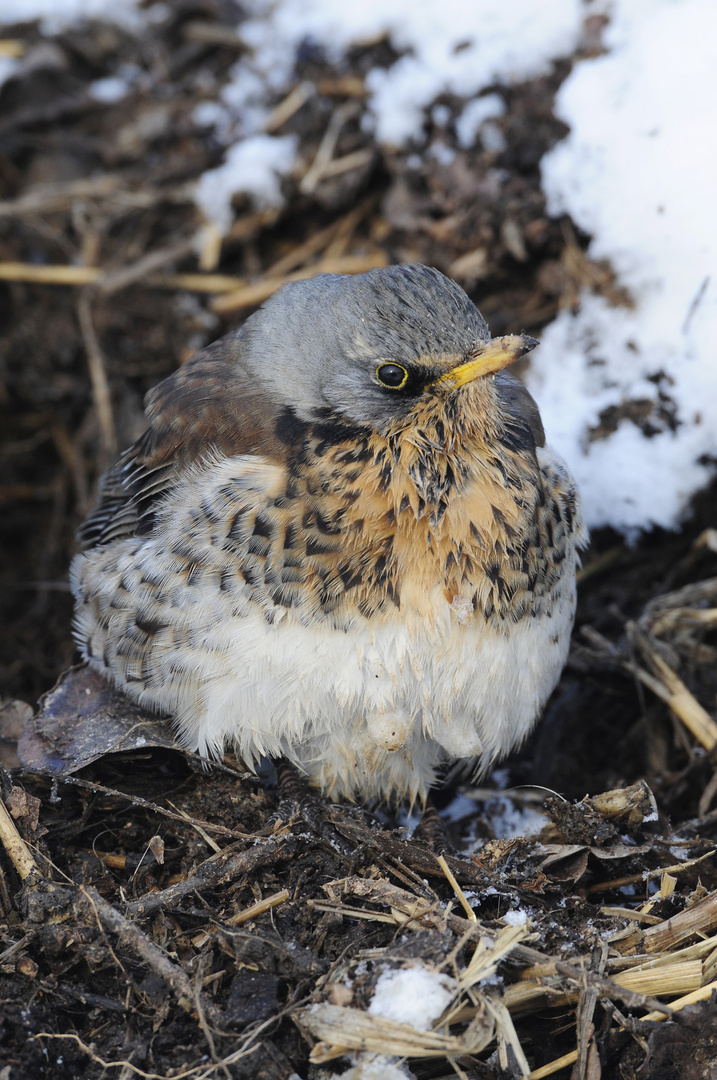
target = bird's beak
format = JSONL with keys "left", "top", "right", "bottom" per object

{"left": 439, "top": 334, "right": 538, "bottom": 388}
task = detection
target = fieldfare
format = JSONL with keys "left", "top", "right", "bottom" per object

{"left": 71, "top": 264, "right": 586, "bottom": 804}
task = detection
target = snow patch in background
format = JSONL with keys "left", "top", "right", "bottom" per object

{"left": 534, "top": 0, "right": 717, "bottom": 532}
{"left": 2, "top": 0, "right": 146, "bottom": 32}
{"left": 456, "top": 93, "right": 506, "bottom": 150}
{"left": 188, "top": 0, "right": 582, "bottom": 229}
{"left": 362, "top": 0, "right": 582, "bottom": 145}
{"left": 189, "top": 0, "right": 583, "bottom": 239}
{"left": 230, "top": 0, "right": 583, "bottom": 144}
{"left": 0, "top": 56, "right": 19, "bottom": 90}
{"left": 194, "top": 134, "right": 298, "bottom": 234}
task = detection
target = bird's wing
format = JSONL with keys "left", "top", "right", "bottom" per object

{"left": 494, "top": 371, "right": 545, "bottom": 451}
{"left": 78, "top": 335, "right": 282, "bottom": 549}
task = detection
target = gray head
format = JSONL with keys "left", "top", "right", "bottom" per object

{"left": 234, "top": 265, "right": 493, "bottom": 426}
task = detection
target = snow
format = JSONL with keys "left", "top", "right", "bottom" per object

{"left": 194, "top": 134, "right": 298, "bottom": 235}
{"left": 446, "top": 790, "right": 549, "bottom": 851}
{"left": 456, "top": 94, "right": 506, "bottom": 150}
{"left": 368, "top": 966, "right": 456, "bottom": 1030}
{"left": 2, "top": 0, "right": 145, "bottom": 32}
{"left": 225, "top": 0, "right": 583, "bottom": 145}
{"left": 0, "top": 56, "right": 19, "bottom": 90}
{"left": 329, "top": 1060, "right": 416, "bottom": 1080}
{"left": 187, "top": 0, "right": 584, "bottom": 237}
{"left": 502, "top": 909, "right": 529, "bottom": 927}
{"left": 533, "top": 0, "right": 717, "bottom": 532}
{"left": 88, "top": 75, "right": 132, "bottom": 103}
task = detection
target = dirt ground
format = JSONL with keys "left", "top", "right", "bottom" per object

{"left": 1, "top": 9, "right": 717, "bottom": 1079}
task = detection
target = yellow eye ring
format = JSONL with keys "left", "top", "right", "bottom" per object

{"left": 376, "top": 363, "right": 408, "bottom": 389}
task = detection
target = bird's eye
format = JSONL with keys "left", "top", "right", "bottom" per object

{"left": 375, "top": 363, "right": 409, "bottom": 389}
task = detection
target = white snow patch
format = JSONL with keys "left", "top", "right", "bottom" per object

{"left": 2, "top": 0, "right": 146, "bottom": 32}
{"left": 488, "top": 795, "right": 550, "bottom": 840}
{"left": 329, "top": 1059, "right": 417, "bottom": 1080}
{"left": 368, "top": 966, "right": 457, "bottom": 1030}
{"left": 479, "top": 121, "right": 506, "bottom": 154}
{"left": 194, "top": 134, "right": 298, "bottom": 234}
{"left": 534, "top": 0, "right": 717, "bottom": 532}
{"left": 226, "top": 0, "right": 583, "bottom": 147}
{"left": 502, "top": 909, "right": 529, "bottom": 927}
{"left": 88, "top": 75, "right": 131, "bottom": 104}
{"left": 0, "top": 56, "right": 19, "bottom": 89}
{"left": 455, "top": 92, "right": 506, "bottom": 149}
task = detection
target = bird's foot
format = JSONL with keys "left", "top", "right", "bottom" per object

{"left": 265, "top": 758, "right": 355, "bottom": 856}
{"left": 412, "top": 797, "right": 455, "bottom": 854}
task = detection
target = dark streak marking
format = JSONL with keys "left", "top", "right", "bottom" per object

{"left": 306, "top": 535, "right": 335, "bottom": 557}
{"left": 253, "top": 512, "right": 273, "bottom": 538}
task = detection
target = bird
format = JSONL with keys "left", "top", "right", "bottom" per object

{"left": 71, "top": 264, "right": 586, "bottom": 806}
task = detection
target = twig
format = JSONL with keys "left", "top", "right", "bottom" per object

{"left": 641, "top": 977, "right": 717, "bottom": 1022}
{"left": 191, "top": 889, "right": 290, "bottom": 947}
{"left": 81, "top": 886, "right": 222, "bottom": 1025}
{"left": 529, "top": 1049, "right": 578, "bottom": 1079}
{"left": 228, "top": 888, "right": 290, "bottom": 926}
{"left": 0, "top": 260, "right": 240, "bottom": 292}
{"left": 628, "top": 631, "right": 717, "bottom": 750}
{"left": 314, "top": 147, "right": 374, "bottom": 180}
{"left": 33, "top": 1031, "right": 258, "bottom": 1079}
{"left": 0, "top": 40, "right": 24, "bottom": 57}
{"left": 98, "top": 236, "right": 198, "bottom": 295}
{"left": 263, "top": 82, "right": 314, "bottom": 133}
{"left": 317, "top": 77, "right": 366, "bottom": 98}
{"left": 166, "top": 800, "right": 222, "bottom": 853}
{"left": 0, "top": 262, "right": 103, "bottom": 284}
{"left": 61, "top": 774, "right": 256, "bottom": 840}
{"left": 0, "top": 253, "right": 388, "bottom": 308}
{"left": 182, "top": 20, "right": 247, "bottom": 48}
{"left": 0, "top": 796, "right": 40, "bottom": 880}
{"left": 123, "top": 837, "right": 298, "bottom": 918}
{"left": 300, "top": 102, "right": 360, "bottom": 194}
{"left": 436, "top": 854, "right": 477, "bottom": 922}
{"left": 574, "top": 943, "right": 607, "bottom": 1080}
{"left": 77, "top": 291, "right": 117, "bottom": 459}
{"left": 640, "top": 889, "right": 717, "bottom": 954}
{"left": 484, "top": 997, "right": 531, "bottom": 1079}
{"left": 586, "top": 850, "right": 715, "bottom": 895}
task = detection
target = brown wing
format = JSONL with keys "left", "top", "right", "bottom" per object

{"left": 78, "top": 333, "right": 284, "bottom": 549}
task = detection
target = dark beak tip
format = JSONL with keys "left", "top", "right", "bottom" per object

{"left": 520, "top": 335, "right": 540, "bottom": 356}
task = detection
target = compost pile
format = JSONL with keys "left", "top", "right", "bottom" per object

{"left": 1, "top": 8, "right": 717, "bottom": 1079}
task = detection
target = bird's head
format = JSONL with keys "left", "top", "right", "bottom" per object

{"left": 235, "top": 263, "right": 544, "bottom": 455}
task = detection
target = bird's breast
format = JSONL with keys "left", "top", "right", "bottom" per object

{"left": 282, "top": 423, "right": 548, "bottom": 628}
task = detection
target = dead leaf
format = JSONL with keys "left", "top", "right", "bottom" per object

{"left": 17, "top": 664, "right": 179, "bottom": 776}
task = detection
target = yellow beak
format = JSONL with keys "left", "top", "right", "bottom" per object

{"left": 439, "top": 334, "right": 538, "bottom": 388}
